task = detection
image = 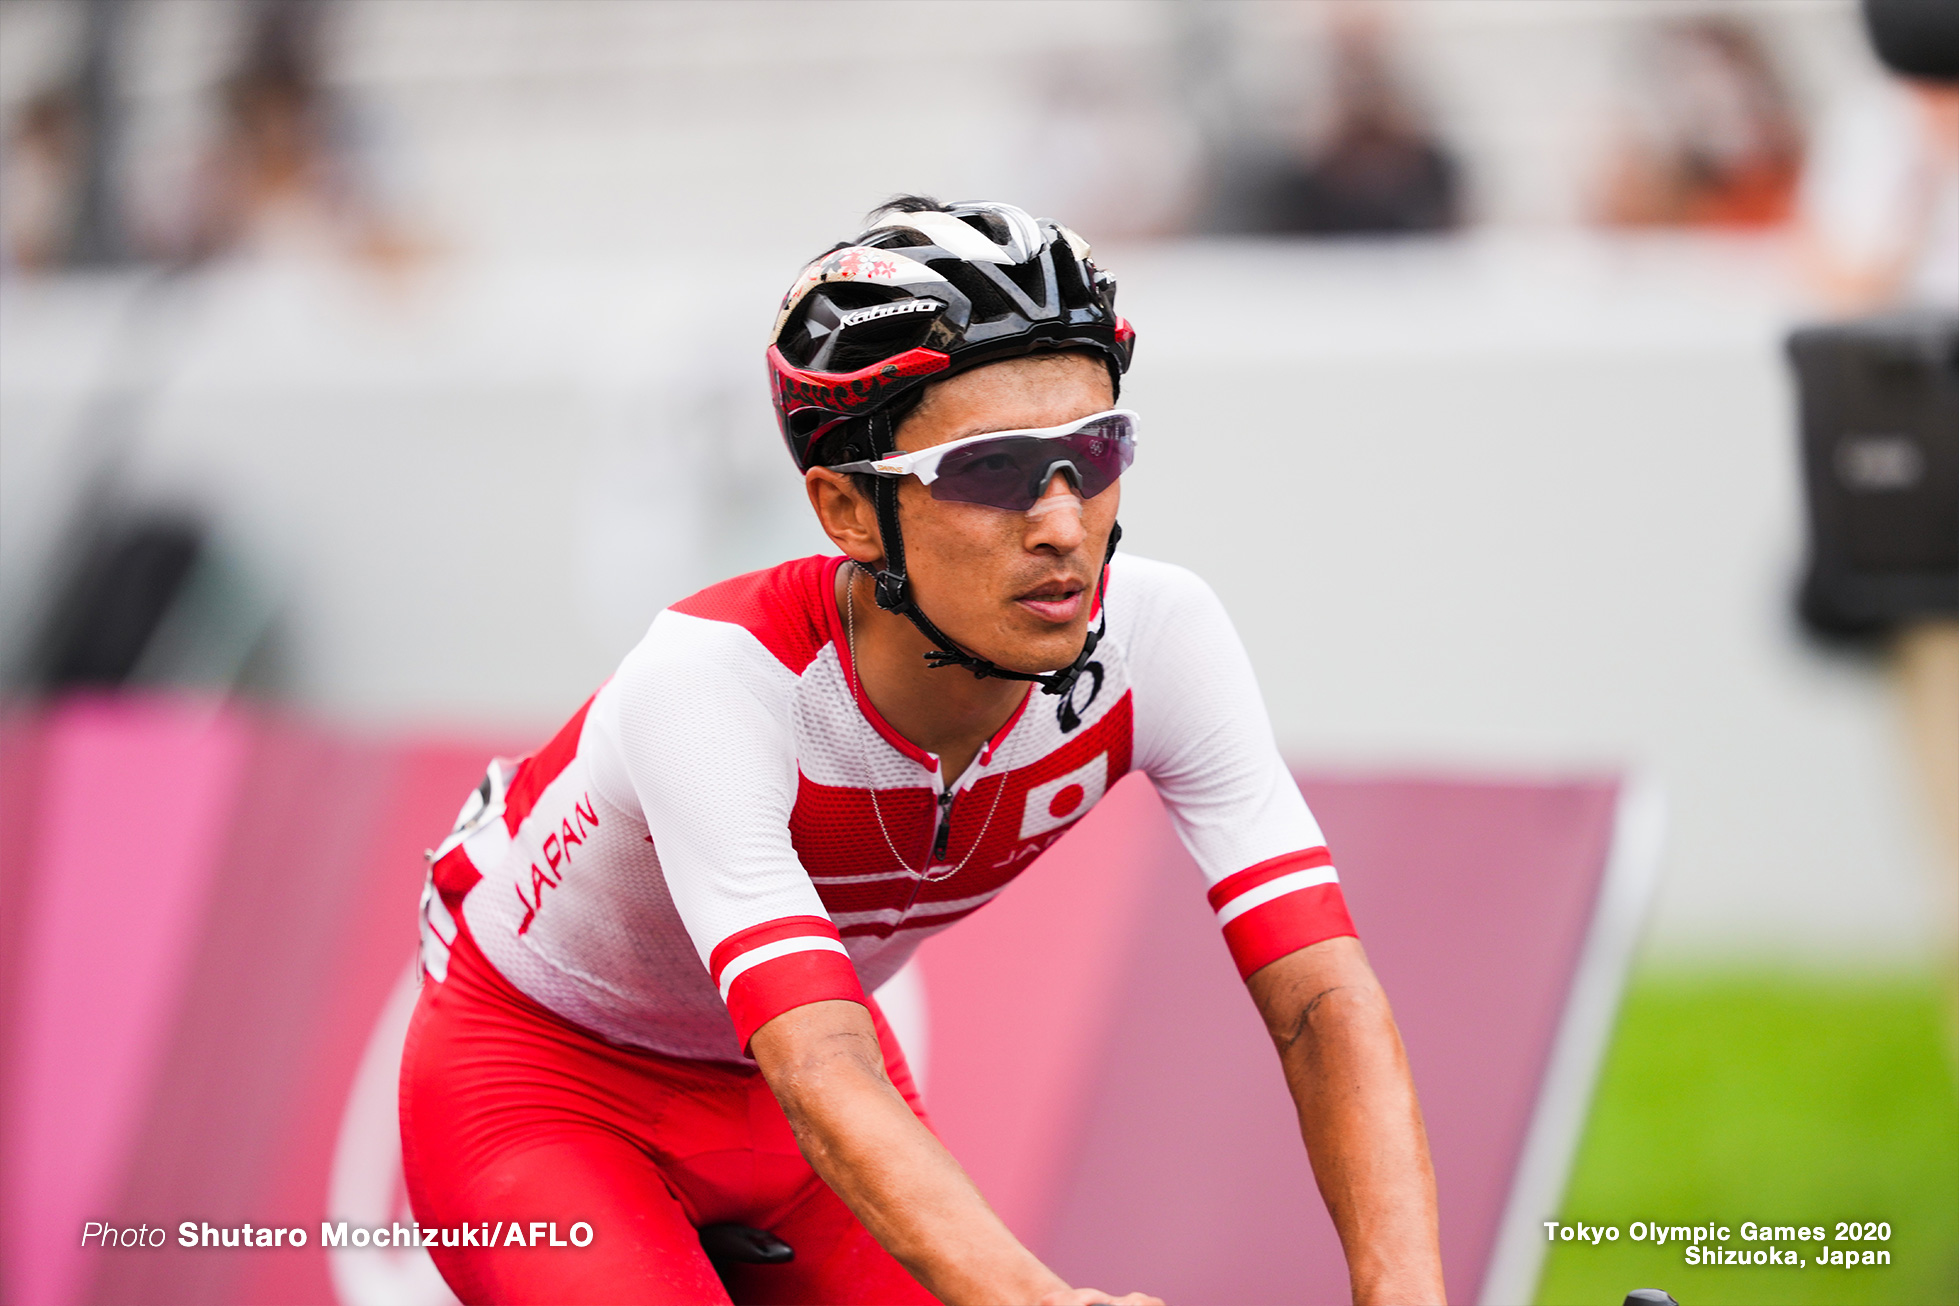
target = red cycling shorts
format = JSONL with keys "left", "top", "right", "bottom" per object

{"left": 399, "top": 921, "right": 936, "bottom": 1305}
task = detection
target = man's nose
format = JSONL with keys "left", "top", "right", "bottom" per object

{"left": 1023, "top": 472, "right": 1087, "bottom": 548}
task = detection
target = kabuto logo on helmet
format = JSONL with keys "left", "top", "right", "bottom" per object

{"left": 770, "top": 197, "right": 1137, "bottom": 702}
{"left": 839, "top": 299, "right": 945, "bottom": 329}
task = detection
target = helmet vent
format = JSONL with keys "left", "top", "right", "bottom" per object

{"left": 828, "top": 311, "right": 937, "bottom": 373}
{"left": 928, "top": 258, "right": 1017, "bottom": 322}
{"left": 1051, "top": 246, "right": 1092, "bottom": 310}
{"left": 1001, "top": 256, "right": 1048, "bottom": 308}
{"left": 958, "top": 211, "right": 1011, "bottom": 245}
{"left": 780, "top": 285, "right": 902, "bottom": 367}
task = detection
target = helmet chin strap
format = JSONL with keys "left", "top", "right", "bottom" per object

{"left": 863, "top": 411, "right": 1118, "bottom": 700}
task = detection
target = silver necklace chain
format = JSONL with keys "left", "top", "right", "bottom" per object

{"left": 846, "top": 562, "right": 1008, "bottom": 884}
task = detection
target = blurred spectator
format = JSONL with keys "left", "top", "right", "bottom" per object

{"left": 1, "top": 0, "right": 131, "bottom": 271}
{"left": 180, "top": 0, "right": 415, "bottom": 268}
{"left": 1598, "top": 19, "right": 1803, "bottom": 229}
{"left": 1210, "top": 9, "right": 1459, "bottom": 236}
{"left": 1798, "top": 2, "right": 1957, "bottom": 311}
{"left": 3, "top": 89, "right": 82, "bottom": 271}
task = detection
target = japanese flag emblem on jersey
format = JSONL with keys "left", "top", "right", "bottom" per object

{"left": 1019, "top": 752, "right": 1109, "bottom": 841}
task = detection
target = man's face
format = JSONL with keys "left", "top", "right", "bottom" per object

{"left": 885, "top": 352, "right": 1120, "bottom": 675}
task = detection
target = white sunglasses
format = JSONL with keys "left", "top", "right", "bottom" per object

{"left": 829, "top": 408, "right": 1139, "bottom": 512}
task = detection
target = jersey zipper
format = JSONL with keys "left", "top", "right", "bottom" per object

{"left": 931, "top": 790, "right": 955, "bottom": 862}
{"left": 894, "top": 771, "right": 961, "bottom": 934}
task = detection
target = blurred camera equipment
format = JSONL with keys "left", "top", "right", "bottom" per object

{"left": 1789, "top": 314, "right": 1958, "bottom": 636}
{"left": 1863, "top": 0, "right": 1959, "bottom": 82}
{"left": 31, "top": 514, "right": 204, "bottom": 688}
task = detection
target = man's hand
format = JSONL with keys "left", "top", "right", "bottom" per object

{"left": 1037, "top": 1290, "right": 1165, "bottom": 1306}
{"left": 753, "top": 999, "right": 1156, "bottom": 1306}
{"left": 1248, "top": 937, "right": 1446, "bottom": 1306}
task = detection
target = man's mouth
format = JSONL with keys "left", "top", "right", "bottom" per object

{"left": 1014, "top": 581, "right": 1085, "bottom": 624}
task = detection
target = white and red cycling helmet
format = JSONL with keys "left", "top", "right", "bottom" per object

{"left": 768, "top": 196, "right": 1135, "bottom": 472}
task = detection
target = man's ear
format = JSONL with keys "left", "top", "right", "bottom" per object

{"left": 806, "top": 469, "right": 884, "bottom": 566}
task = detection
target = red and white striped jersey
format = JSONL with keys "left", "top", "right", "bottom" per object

{"left": 418, "top": 552, "right": 1354, "bottom": 1064}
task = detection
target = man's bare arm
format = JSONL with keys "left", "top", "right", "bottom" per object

{"left": 750, "top": 999, "right": 1159, "bottom": 1306}
{"left": 1247, "top": 936, "right": 1446, "bottom": 1305}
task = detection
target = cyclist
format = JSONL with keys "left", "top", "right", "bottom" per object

{"left": 401, "top": 197, "right": 1446, "bottom": 1305}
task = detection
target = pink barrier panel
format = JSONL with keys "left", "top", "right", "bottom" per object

{"left": 916, "top": 771, "right": 1618, "bottom": 1305}
{"left": 0, "top": 698, "right": 511, "bottom": 1306}
{"left": 2, "top": 699, "right": 251, "bottom": 1306}
{"left": 0, "top": 698, "right": 1621, "bottom": 1305}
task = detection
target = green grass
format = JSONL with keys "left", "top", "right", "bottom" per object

{"left": 1534, "top": 968, "right": 1957, "bottom": 1306}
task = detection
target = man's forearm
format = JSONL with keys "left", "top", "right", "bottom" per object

{"left": 753, "top": 1001, "right": 1067, "bottom": 1305}
{"left": 1250, "top": 939, "right": 1445, "bottom": 1305}
{"left": 1277, "top": 984, "right": 1442, "bottom": 1303}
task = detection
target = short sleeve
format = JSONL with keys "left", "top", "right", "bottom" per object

{"left": 1121, "top": 557, "right": 1357, "bottom": 978}
{"left": 608, "top": 609, "right": 867, "bottom": 1046}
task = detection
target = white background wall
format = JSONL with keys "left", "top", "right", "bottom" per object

{"left": 0, "top": 1, "right": 1942, "bottom": 964}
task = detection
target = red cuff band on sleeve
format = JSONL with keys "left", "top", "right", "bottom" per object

{"left": 725, "top": 948, "right": 868, "bottom": 1051}
{"left": 709, "top": 915, "right": 867, "bottom": 1050}
{"left": 1208, "top": 848, "right": 1355, "bottom": 979}
{"left": 1206, "top": 846, "right": 1334, "bottom": 913}
{"left": 709, "top": 915, "right": 840, "bottom": 987}
{"left": 1218, "top": 880, "right": 1357, "bottom": 981}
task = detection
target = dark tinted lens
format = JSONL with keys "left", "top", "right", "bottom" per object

{"left": 927, "top": 416, "right": 1136, "bottom": 510}
{"left": 930, "top": 436, "right": 1052, "bottom": 509}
